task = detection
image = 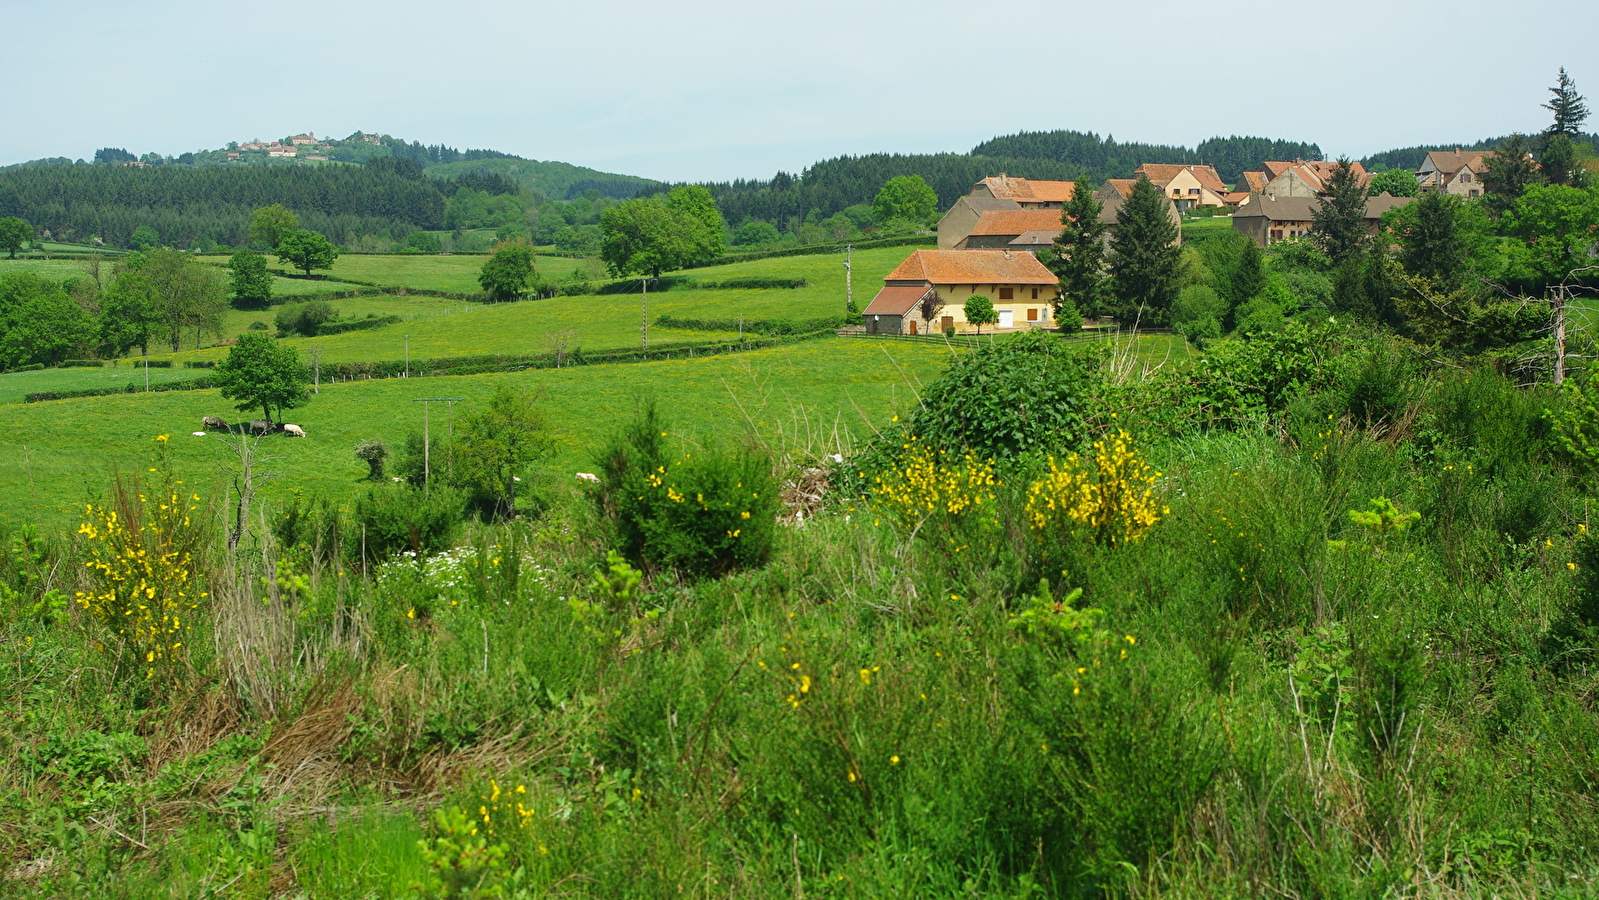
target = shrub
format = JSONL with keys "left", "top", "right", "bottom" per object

{"left": 275, "top": 300, "right": 337, "bottom": 337}
{"left": 871, "top": 441, "right": 999, "bottom": 550}
{"left": 1025, "top": 430, "right": 1167, "bottom": 549}
{"left": 247, "top": 321, "right": 268, "bottom": 331}
{"left": 595, "top": 402, "right": 779, "bottom": 578}
{"left": 354, "top": 440, "right": 389, "bottom": 481}
{"left": 60, "top": 359, "right": 104, "bottom": 368}
{"left": 351, "top": 485, "right": 465, "bottom": 564}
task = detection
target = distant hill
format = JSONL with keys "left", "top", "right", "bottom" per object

{"left": 425, "top": 157, "right": 665, "bottom": 201}
{"left": 1360, "top": 132, "right": 1599, "bottom": 171}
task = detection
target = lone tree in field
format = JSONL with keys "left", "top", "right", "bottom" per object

{"left": 276, "top": 228, "right": 339, "bottom": 277}
{"left": 599, "top": 186, "right": 726, "bottom": 280}
{"left": 249, "top": 204, "right": 300, "bottom": 251}
{"left": 1108, "top": 176, "right": 1181, "bottom": 325}
{"left": 872, "top": 175, "right": 939, "bottom": 228}
{"left": 478, "top": 239, "right": 537, "bottom": 301}
{"left": 964, "top": 295, "right": 997, "bottom": 333}
{"left": 214, "top": 332, "right": 310, "bottom": 425}
{"left": 1311, "top": 158, "right": 1369, "bottom": 266}
{"left": 453, "top": 385, "right": 554, "bottom": 519}
{"left": 0, "top": 217, "right": 33, "bottom": 259}
{"left": 228, "top": 248, "right": 273, "bottom": 307}
{"left": 1048, "top": 181, "right": 1108, "bottom": 327}
{"left": 121, "top": 247, "right": 229, "bottom": 351}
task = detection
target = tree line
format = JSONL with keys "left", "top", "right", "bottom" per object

{"left": 969, "top": 131, "right": 1325, "bottom": 185}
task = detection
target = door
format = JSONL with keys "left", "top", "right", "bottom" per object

{"left": 998, "top": 309, "right": 1013, "bottom": 329}
{"left": 941, "top": 316, "right": 954, "bottom": 333}
{"left": 908, "top": 319, "right": 918, "bottom": 335}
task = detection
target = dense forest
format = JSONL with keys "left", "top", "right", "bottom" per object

{"left": 969, "top": 131, "right": 1325, "bottom": 184}
{"left": 1360, "top": 131, "right": 1599, "bottom": 172}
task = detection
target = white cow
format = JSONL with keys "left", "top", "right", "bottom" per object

{"left": 283, "top": 424, "right": 306, "bottom": 437}
{"left": 575, "top": 472, "right": 600, "bottom": 483}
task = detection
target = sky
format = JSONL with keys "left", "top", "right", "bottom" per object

{"left": 0, "top": 0, "right": 1591, "bottom": 183}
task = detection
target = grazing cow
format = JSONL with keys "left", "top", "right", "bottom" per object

{"left": 248, "top": 419, "right": 274, "bottom": 436}
{"left": 202, "top": 416, "right": 229, "bottom": 431}
{"left": 575, "top": 472, "right": 600, "bottom": 483}
{"left": 283, "top": 424, "right": 306, "bottom": 438}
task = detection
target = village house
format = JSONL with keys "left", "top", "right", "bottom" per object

{"left": 1236, "top": 159, "right": 1372, "bottom": 201}
{"left": 968, "top": 174, "right": 1076, "bottom": 209}
{"left": 1093, "top": 180, "right": 1184, "bottom": 235}
{"left": 1232, "top": 193, "right": 1414, "bottom": 247}
{"left": 1416, "top": 149, "right": 1494, "bottom": 198}
{"left": 290, "top": 133, "right": 317, "bottom": 146}
{"left": 863, "top": 250, "right": 1059, "bottom": 335}
{"left": 937, "top": 195, "right": 1025, "bottom": 249}
{"left": 267, "top": 145, "right": 297, "bottom": 158}
{"left": 1132, "top": 163, "right": 1233, "bottom": 209}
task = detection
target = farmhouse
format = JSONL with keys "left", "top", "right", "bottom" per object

{"left": 863, "top": 250, "right": 1059, "bottom": 335}
{"left": 1417, "top": 148, "right": 1494, "bottom": 198}
{"left": 1093, "top": 181, "right": 1184, "bottom": 237}
{"left": 1132, "top": 163, "right": 1233, "bottom": 209}
{"left": 1236, "top": 159, "right": 1372, "bottom": 201}
{"left": 968, "top": 174, "right": 1076, "bottom": 209}
{"left": 1232, "top": 192, "right": 1413, "bottom": 246}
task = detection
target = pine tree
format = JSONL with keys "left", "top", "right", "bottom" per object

{"left": 1108, "top": 177, "right": 1181, "bottom": 326}
{"left": 1538, "top": 133, "right": 1589, "bottom": 188}
{"left": 1311, "top": 158, "right": 1368, "bottom": 266}
{"left": 1398, "top": 192, "right": 1467, "bottom": 289}
{"left": 1543, "top": 67, "right": 1590, "bottom": 136}
{"left": 1482, "top": 133, "right": 1543, "bottom": 216}
{"left": 1047, "top": 180, "right": 1109, "bottom": 327}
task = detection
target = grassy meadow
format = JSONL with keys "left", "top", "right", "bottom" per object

{"left": 0, "top": 336, "right": 955, "bottom": 528}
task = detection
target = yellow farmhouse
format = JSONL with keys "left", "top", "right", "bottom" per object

{"left": 863, "top": 250, "right": 1059, "bottom": 335}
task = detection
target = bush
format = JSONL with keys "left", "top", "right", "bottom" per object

{"left": 133, "top": 359, "right": 173, "bottom": 368}
{"left": 247, "top": 321, "right": 269, "bottom": 330}
{"left": 595, "top": 402, "right": 779, "bottom": 578}
{"left": 275, "top": 300, "right": 337, "bottom": 337}
{"left": 351, "top": 485, "right": 465, "bottom": 564}
{"left": 354, "top": 440, "right": 389, "bottom": 481}
{"left": 60, "top": 359, "right": 104, "bottom": 368}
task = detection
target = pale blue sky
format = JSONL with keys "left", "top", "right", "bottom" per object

{"left": 0, "top": 0, "right": 1590, "bottom": 182}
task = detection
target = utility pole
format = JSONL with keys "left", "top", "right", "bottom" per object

{"left": 412, "top": 398, "right": 463, "bottom": 484}
{"left": 844, "top": 244, "right": 853, "bottom": 314}
{"left": 641, "top": 276, "right": 649, "bottom": 353}
{"left": 404, "top": 334, "right": 410, "bottom": 378}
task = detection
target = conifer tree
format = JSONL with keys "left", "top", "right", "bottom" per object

{"left": 1482, "top": 133, "right": 1543, "bottom": 216}
{"left": 1310, "top": 158, "right": 1368, "bottom": 266}
{"left": 1047, "top": 181, "right": 1108, "bottom": 327}
{"left": 1108, "top": 177, "right": 1181, "bottom": 326}
{"left": 1543, "top": 67, "right": 1590, "bottom": 136}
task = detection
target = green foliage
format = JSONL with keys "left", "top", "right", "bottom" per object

{"left": 963, "top": 294, "right": 996, "bottom": 332}
{"left": 276, "top": 228, "right": 340, "bottom": 276}
{"left": 408, "top": 230, "right": 442, "bottom": 252}
{"left": 451, "top": 385, "right": 554, "bottom": 519}
{"left": 599, "top": 188, "right": 726, "bottom": 280}
{"left": 594, "top": 402, "right": 779, "bottom": 578}
{"left": 1348, "top": 497, "right": 1421, "bottom": 533}
{"left": 120, "top": 246, "right": 229, "bottom": 351}
{"left": 351, "top": 484, "right": 466, "bottom": 563}
{"left": 905, "top": 329, "right": 1100, "bottom": 459}
{"left": 1172, "top": 284, "right": 1225, "bottom": 347}
{"left": 0, "top": 216, "right": 33, "bottom": 258}
{"left": 1311, "top": 157, "right": 1370, "bottom": 266}
{"left": 128, "top": 224, "right": 159, "bottom": 250}
{"left": 1548, "top": 373, "right": 1599, "bottom": 473}
{"left": 731, "top": 219, "right": 781, "bottom": 247}
{"left": 249, "top": 203, "right": 301, "bottom": 249}
{"left": 0, "top": 271, "right": 95, "bottom": 368}
{"left": 1047, "top": 181, "right": 1109, "bottom": 321}
{"left": 1110, "top": 176, "right": 1181, "bottom": 324}
{"left": 1501, "top": 183, "right": 1599, "bottom": 289}
{"left": 227, "top": 247, "right": 273, "bottom": 307}
{"left": 355, "top": 439, "right": 390, "bottom": 481}
{"left": 213, "top": 331, "right": 310, "bottom": 422}
{"left": 274, "top": 300, "right": 337, "bottom": 337}
{"left": 477, "top": 240, "right": 537, "bottom": 301}
{"left": 1482, "top": 133, "right": 1543, "bottom": 216}
{"left": 872, "top": 175, "right": 938, "bottom": 226}
{"left": 1365, "top": 169, "right": 1419, "bottom": 198}
{"left": 1543, "top": 67, "right": 1590, "bottom": 137}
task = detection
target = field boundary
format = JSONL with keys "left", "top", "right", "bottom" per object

{"left": 21, "top": 331, "right": 840, "bottom": 403}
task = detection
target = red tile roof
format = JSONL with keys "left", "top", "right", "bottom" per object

{"left": 885, "top": 249, "right": 1057, "bottom": 286}
{"left": 862, "top": 284, "right": 933, "bottom": 317}
{"left": 977, "top": 175, "right": 1076, "bottom": 203}
{"left": 1422, "top": 149, "right": 1493, "bottom": 175}
{"left": 1134, "top": 163, "right": 1230, "bottom": 195}
{"left": 965, "top": 209, "right": 1066, "bottom": 236}
{"left": 1100, "top": 178, "right": 1137, "bottom": 199}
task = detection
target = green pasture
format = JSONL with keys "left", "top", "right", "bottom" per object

{"left": 0, "top": 337, "right": 960, "bottom": 528}
{"left": 1180, "top": 215, "right": 1235, "bottom": 241}
{"left": 0, "top": 362, "right": 200, "bottom": 403}
{"left": 0, "top": 256, "right": 114, "bottom": 282}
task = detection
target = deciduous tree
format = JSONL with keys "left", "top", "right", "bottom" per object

{"left": 276, "top": 229, "right": 339, "bottom": 277}
{"left": 1108, "top": 176, "right": 1181, "bottom": 325}
{"left": 249, "top": 203, "right": 300, "bottom": 250}
{"left": 121, "top": 248, "right": 228, "bottom": 350}
{"left": 452, "top": 385, "right": 553, "bottom": 519}
{"left": 213, "top": 332, "right": 310, "bottom": 425}
{"left": 1365, "top": 169, "right": 1420, "bottom": 198}
{"left": 0, "top": 272, "right": 94, "bottom": 368}
{"left": 227, "top": 248, "right": 273, "bottom": 307}
{"left": 478, "top": 239, "right": 537, "bottom": 301}
{"left": 872, "top": 175, "right": 939, "bottom": 227}
{"left": 0, "top": 217, "right": 33, "bottom": 259}
{"left": 964, "top": 294, "right": 996, "bottom": 333}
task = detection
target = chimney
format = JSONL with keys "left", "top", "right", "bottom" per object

{"left": 1003, "top": 250, "right": 1012, "bottom": 260}
{"left": 1454, "top": 148, "right": 1460, "bottom": 157}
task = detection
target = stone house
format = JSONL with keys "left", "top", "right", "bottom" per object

{"left": 1416, "top": 149, "right": 1493, "bottom": 199}
{"left": 968, "top": 174, "right": 1076, "bottom": 209}
{"left": 1235, "top": 160, "right": 1371, "bottom": 202}
{"left": 1232, "top": 193, "right": 1414, "bottom": 247}
{"left": 863, "top": 250, "right": 1060, "bottom": 335}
